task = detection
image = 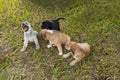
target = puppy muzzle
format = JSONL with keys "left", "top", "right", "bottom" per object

{"left": 22, "top": 22, "right": 29, "bottom": 32}
{"left": 65, "top": 45, "right": 71, "bottom": 50}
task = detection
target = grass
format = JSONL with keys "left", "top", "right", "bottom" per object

{"left": 0, "top": 0, "right": 120, "bottom": 80}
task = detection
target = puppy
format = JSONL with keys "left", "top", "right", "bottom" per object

{"left": 21, "top": 21, "right": 40, "bottom": 52}
{"left": 63, "top": 41, "right": 90, "bottom": 66}
{"left": 40, "top": 29, "right": 70, "bottom": 55}
{"left": 41, "top": 18, "right": 65, "bottom": 31}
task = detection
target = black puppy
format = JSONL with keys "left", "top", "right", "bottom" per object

{"left": 41, "top": 18, "right": 65, "bottom": 31}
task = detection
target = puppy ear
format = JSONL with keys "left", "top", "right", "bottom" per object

{"left": 70, "top": 42, "right": 78, "bottom": 50}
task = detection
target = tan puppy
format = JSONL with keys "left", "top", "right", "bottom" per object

{"left": 40, "top": 29, "right": 70, "bottom": 55}
{"left": 63, "top": 41, "right": 90, "bottom": 66}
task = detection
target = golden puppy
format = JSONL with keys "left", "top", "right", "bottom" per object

{"left": 63, "top": 41, "right": 90, "bottom": 66}
{"left": 40, "top": 29, "right": 70, "bottom": 55}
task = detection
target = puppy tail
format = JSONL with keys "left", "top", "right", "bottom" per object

{"left": 56, "top": 18, "right": 65, "bottom": 21}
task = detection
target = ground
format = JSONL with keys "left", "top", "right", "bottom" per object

{"left": 0, "top": 0, "right": 120, "bottom": 80}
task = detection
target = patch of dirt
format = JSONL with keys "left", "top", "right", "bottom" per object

{"left": 7, "top": 60, "right": 40, "bottom": 80}
{"left": 0, "top": 41, "right": 11, "bottom": 63}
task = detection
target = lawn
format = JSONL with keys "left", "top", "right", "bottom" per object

{"left": 0, "top": 0, "right": 120, "bottom": 80}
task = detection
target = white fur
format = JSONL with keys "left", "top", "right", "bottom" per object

{"left": 47, "top": 41, "right": 52, "bottom": 48}
{"left": 47, "top": 44, "right": 52, "bottom": 48}
{"left": 63, "top": 54, "right": 69, "bottom": 58}
{"left": 58, "top": 52, "right": 63, "bottom": 55}
{"left": 47, "top": 30, "right": 54, "bottom": 34}
{"left": 21, "top": 22, "right": 40, "bottom": 52}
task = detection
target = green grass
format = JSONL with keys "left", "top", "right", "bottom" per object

{"left": 0, "top": 0, "right": 120, "bottom": 80}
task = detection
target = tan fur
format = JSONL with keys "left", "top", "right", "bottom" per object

{"left": 40, "top": 29, "right": 70, "bottom": 55}
{"left": 63, "top": 41, "right": 90, "bottom": 66}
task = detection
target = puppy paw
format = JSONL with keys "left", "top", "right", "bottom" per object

{"left": 69, "top": 62, "right": 75, "bottom": 66}
{"left": 58, "top": 52, "right": 63, "bottom": 55}
{"left": 47, "top": 45, "right": 52, "bottom": 48}
{"left": 53, "top": 44, "right": 56, "bottom": 47}
{"left": 36, "top": 46, "right": 40, "bottom": 50}
{"left": 21, "top": 48, "right": 25, "bottom": 52}
{"left": 63, "top": 54, "right": 68, "bottom": 58}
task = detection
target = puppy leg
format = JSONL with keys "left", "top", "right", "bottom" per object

{"left": 21, "top": 40, "right": 28, "bottom": 52}
{"left": 34, "top": 38, "right": 40, "bottom": 50}
{"left": 63, "top": 52, "right": 72, "bottom": 58}
{"left": 70, "top": 54, "right": 85, "bottom": 66}
{"left": 47, "top": 41, "right": 52, "bottom": 48}
{"left": 69, "top": 58, "right": 81, "bottom": 66}
{"left": 56, "top": 43, "right": 63, "bottom": 55}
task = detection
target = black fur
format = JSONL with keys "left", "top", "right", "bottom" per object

{"left": 41, "top": 18, "right": 65, "bottom": 31}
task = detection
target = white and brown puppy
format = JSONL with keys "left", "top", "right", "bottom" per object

{"left": 21, "top": 21, "right": 40, "bottom": 52}
{"left": 63, "top": 41, "right": 90, "bottom": 66}
{"left": 40, "top": 29, "right": 70, "bottom": 55}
